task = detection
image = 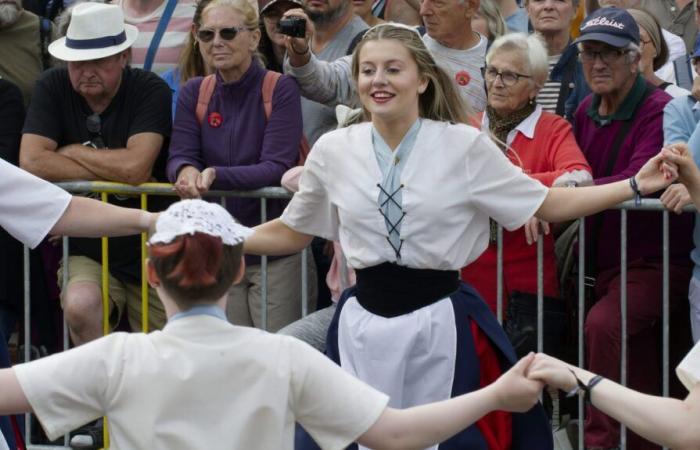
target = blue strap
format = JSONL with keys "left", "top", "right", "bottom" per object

{"left": 143, "top": 0, "right": 178, "bottom": 72}
{"left": 66, "top": 31, "right": 126, "bottom": 49}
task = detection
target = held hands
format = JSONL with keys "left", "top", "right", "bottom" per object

{"left": 174, "top": 166, "right": 216, "bottom": 199}
{"left": 489, "top": 353, "right": 544, "bottom": 413}
{"left": 525, "top": 353, "right": 579, "bottom": 393}
{"left": 634, "top": 150, "right": 680, "bottom": 196}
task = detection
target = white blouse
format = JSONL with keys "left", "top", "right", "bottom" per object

{"left": 281, "top": 120, "right": 549, "bottom": 270}
{"left": 0, "top": 159, "right": 71, "bottom": 249}
{"left": 677, "top": 341, "right": 700, "bottom": 392}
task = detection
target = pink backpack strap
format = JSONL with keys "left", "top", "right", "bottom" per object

{"left": 261, "top": 71, "right": 282, "bottom": 119}
{"left": 196, "top": 74, "right": 217, "bottom": 125}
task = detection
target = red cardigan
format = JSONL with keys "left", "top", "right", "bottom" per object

{"left": 462, "top": 111, "right": 591, "bottom": 313}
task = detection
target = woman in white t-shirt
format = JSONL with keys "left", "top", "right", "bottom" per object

{"left": 0, "top": 199, "right": 548, "bottom": 450}
{"left": 245, "top": 22, "right": 680, "bottom": 450}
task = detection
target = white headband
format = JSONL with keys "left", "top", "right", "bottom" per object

{"left": 149, "top": 199, "right": 254, "bottom": 246}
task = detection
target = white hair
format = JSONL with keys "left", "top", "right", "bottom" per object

{"left": 485, "top": 32, "right": 550, "bottom": 89}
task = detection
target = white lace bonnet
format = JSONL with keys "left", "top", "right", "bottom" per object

{"left": 148, "top": 199, "right": 254, "bottom": 246}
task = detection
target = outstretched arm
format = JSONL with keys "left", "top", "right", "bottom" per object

{"left": 0, "top": 369, "right": 31, "bottom": 415}
{"left": 535, "top": 151, "right": 674, "bottom": 223}
{"left": 528, "top": 353, "right": 700, "bottom": 450}
{"left": 244, "top": 218, "right": 313, "bottom": 256}
{"left": 50, "top": 196, "right": 155, "bottom": 238}
{"left": 358, "top": 354, "right": 543, "bottom": 450}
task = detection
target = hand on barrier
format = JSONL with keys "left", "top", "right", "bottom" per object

{"left": 524, "top": 217, "right": 550, "bottom": 245}
{"left": 660, "top": 183, "right": 692, "bottom": 214}
{"left": 196, "top": 167, "right": 216, "bottom": 195}
{"left": 174, "top": 165, "right": 203, "bottom": 199}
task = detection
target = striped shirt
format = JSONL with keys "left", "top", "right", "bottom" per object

{"left": 117, "top": 0, "right": 197, "bottom": 74}
{"left": 537, "top": 54, "right": 562, "bottom": 114}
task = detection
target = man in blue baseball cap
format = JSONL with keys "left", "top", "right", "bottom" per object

{"left": 573, "top": 7, "right": 695, "bottom": 450}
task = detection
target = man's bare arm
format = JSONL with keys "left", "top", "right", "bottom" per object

{"left": 58, "top": 132, "right": 163, "bottom": 185}
{"left": 20, "top": 134, "right": 100, "bottom": 181}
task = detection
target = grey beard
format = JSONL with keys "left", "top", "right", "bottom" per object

{"left": 305, "top": 0, "right": 349, "bottom": 27}
{"left": 0, "top": 3, "right": 21, "bottom": 27}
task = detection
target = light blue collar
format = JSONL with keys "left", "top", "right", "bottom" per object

{"left": 169, "top": 305, "right": 227, "bottom": 323}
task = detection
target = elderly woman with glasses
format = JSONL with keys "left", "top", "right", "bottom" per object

{"left": 461, "top": 33, "right": 592, "bottom": 329}
{"left": 166, "top": 0, "right": 316, "bottom": 332}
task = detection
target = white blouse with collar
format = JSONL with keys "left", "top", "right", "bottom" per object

{"left": 281, "top": 119, "right": 548, "bottom": 270}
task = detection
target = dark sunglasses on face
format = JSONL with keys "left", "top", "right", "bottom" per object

{"left": 196, "top": 26, "right": 248, "bottom": 42}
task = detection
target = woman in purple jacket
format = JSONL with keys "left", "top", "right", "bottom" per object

{"left": 166, "top": 0, "right": 316, "bottom": 332}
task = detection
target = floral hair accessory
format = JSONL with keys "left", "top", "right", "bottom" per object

{"left": 149, "top": 199, "right": 254, "bottom": 246}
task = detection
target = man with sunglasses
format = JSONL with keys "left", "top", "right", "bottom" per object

{"left": 19, "top": 3, "right": 172, "bottom": 351}
{"left": 572, "top": 7, "right": 694, "bottom": 450}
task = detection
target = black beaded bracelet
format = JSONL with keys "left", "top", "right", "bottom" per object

{"left": 629, "top": 176, "right": 642, "bottom": 207}
{"left": 566, "top": 370, "right": 605, "bottom": 404}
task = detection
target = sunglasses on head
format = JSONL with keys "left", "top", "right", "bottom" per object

{"left": 196, "top": 26, "right": 247, "bottom": 42}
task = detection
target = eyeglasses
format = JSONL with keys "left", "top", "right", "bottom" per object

{"left": 483, "top": 67, "right": 532, "bottom": 87}
{"left": 579, "top": 48, "right": 630, "bottom": 64}
{"left": 196, "top": 26, "right": 249, "bottom": 42}
{"left": 85, "top": 113, "right": 105, "bottom": 149}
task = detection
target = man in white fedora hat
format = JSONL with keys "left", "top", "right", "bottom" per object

{"left": 19, "top": 2, "right": 172, "bottom": 353}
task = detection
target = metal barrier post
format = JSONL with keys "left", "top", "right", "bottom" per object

{"left": 537, "top": 235, "right": 544, "bottom": 354}
{"left": 620, "top": 209, "right": 628, "bottom": 450}
{"left": 496, "top": 225, "right": 504, "bottom": 324}
{"left": 260, "top": 198, "right": 268, "bottom": 331}
{"left": 301, "top": 247, "right": 308, "bottom": 317}
{"left": 578, "top": 217, "right": 585, "bottom": 450}
{"left": 100, "top": 193, "right": 110, "bottom": 450}
{"left": 662, "top": 210, "right": 670, "bottom": 450}
{"left": 141, "top": 193, "right": 149, "bottom": 333}
{"left": 23, "top": 245, "right": 31, "bottom": 447}
{"left": 62, "top": 237, "right": 70, "bottom": 447}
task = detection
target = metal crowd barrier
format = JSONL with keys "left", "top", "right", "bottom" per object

{"left": 18, "top": 182, "right": 696, "bottom": 450}
{"left": 23, "top": 182, "right": 304, "bottom": 450}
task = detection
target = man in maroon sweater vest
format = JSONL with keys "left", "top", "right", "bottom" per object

{"left": 572, "top": 7, "right": 694, "bottom": 450}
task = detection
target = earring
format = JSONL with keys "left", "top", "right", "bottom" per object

{"left": 529, "top": 97, "right": 535, "bottom": 105}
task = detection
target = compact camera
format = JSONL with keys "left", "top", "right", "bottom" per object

{"left": 278, "top": 17, "right": 306, "bottom": 38}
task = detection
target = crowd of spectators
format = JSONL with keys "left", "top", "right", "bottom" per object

{"left": 2, "top": 0, "right": 700, "bottom": 449}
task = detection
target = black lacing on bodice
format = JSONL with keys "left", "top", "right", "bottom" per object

{"left": 377, "top": 183, "right": 405, "bottom": 259}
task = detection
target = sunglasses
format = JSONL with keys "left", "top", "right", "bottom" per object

{"left": 196, "top": 26, "right": 248, "bottom": 42}
{"left": 85, "top": 113, "right": 106, "bottom": 149}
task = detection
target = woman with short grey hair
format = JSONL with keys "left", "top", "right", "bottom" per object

{"left": 462, "top": 32, "right": 592, "bottom": 318}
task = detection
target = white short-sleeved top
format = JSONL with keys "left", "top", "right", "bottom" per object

{"left": 0, "top": 159, "right": 71, "bottom": 248}
{"left": 281, "top": 120, "right": 549, "bottom": 270}
{"left": 677, "top": 340, "right": 700, "bottom": 392}
{"left": 14, "top": 316, "right": 388, "bottom": 450}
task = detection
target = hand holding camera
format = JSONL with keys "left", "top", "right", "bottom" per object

{"left": 280, "top": 8, "right": 315, "bottom": 66}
